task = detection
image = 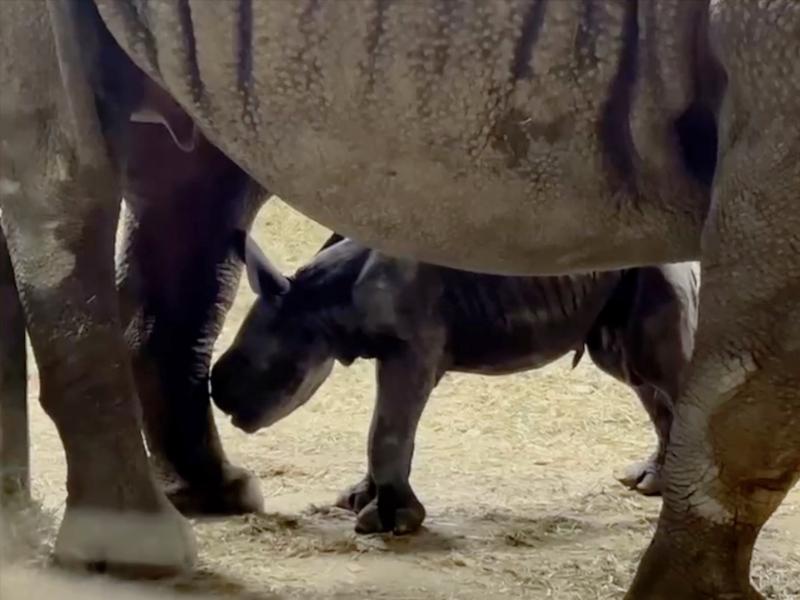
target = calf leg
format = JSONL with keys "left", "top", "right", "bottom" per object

{"left": 587, "top": 335, "right": 674, "bottom": 496}
{"left": 117, "top": 127, "right": 266, "bottom": 516}
{"left": 619, "top": 265, "right": 698, "bottom": 496}
{"left": 616, "top": 386, "right": 672, "bottom": 495}
{"left": 589, "top": 263, "right": 697, "bottom": 496}
{"left": 0, "top": 226, "right": 29, "bottom": 503}
{"left": 337, "top": 345, "right": 439, "bottom": 535}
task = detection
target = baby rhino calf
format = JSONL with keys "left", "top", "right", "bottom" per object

{"left": 212, "top": 234, "right": 699, "bottom": 535}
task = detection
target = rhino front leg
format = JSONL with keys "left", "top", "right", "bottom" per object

{"left": 0, "top": 225, "right": 29, "bottom": 503}
{"left": 117, "top": 125, "right": 266, "bottom": 516}
{"left": 0, "top": 0, "right": 194, "bottom": 572}
{"left": 1, "top": 201, "right": 194, "bottom": 573}
{"left": 627, "top": 19, "right": 799, "bottom": 600}
{"left": 338, "top": 345, "right": 440, "bottom": 535}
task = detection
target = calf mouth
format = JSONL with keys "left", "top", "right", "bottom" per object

{"left": 230, "top": 411, "right": 267, "bottom": 434}
{"left": 210, "top": 388, "right": 270, "bottom": 433}
{"left": 232, "top": 403, "right": 292, "bottom": 433}
{"left": 212, "top": 362, "right": 334, "bottom": 434}
{"left": 225, "top": 386, "right": 325, "bottom": 433}
{"left": 216, "top": 395, "right": 295, "bottom": 434}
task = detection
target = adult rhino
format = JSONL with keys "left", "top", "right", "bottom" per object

{"left": 0, "top": 1, "right": 797, "bottom": 598}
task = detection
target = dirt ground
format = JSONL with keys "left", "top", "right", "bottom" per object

{"left": 2, "top": 199, "right": 799, "bottom": 599}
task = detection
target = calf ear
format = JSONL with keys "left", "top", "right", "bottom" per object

{"left": 231, "top": 230, "right": 290, "bottom": 297}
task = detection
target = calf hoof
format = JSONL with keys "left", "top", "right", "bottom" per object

{"left": 335, "top": 476, "right": 375, "bottom": 514}
{"left": 616, "top": 456, "right": 664, "bottom": 496}
{"left": 165, "top": 464, "right": 264, "bottom": 517}
{"left": 355, "top": 494, "right": 426, "bottom": 535}
{"left": 54, "top": 503, "right": 196, "bottom": 577}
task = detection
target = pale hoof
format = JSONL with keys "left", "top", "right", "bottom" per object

{"left": 54, "top": 504, "right": 196, "bottom": 576}
{"left": 616, "top": 457, "right": 664, "bottom": 496}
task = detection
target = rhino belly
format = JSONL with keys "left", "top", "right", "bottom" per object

{"left": 96, "top": 0, "right": 704, "bottom": 275}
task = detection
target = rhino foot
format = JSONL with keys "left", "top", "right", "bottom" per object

{"left": 355, "top": 497, "right": 426, "bottom": 535}
{"left": 336, "top": 476, "right": 425, "bottom": 535}
{"left": 162, "top": 464, "right": 264, "bottom": 517}
{"left": 616, "top": 454, "right": 664, "bottom": 496}
{"left": 54, "top": 503, "right": 195, "bottom": 577}
{"left": 626, "top": 571, "right": 763, "bottom": 600}
{"left": 625, "top": 523, "right": 765, "bottom": 600}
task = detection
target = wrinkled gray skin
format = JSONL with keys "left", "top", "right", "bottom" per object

{"left": 0, "top": 1, "right": 798, "bottom": 597}
{"left": 1, "top": 136, "right": 267, "bottom": 517}
{"left": 1, "top": 187, "right": 265, "bottom": 518}
{"left": 212, "top": 235, "right": 700, "bottom": 533}
{"left": 0, "top": 224, "right": 29, "bottom": 503}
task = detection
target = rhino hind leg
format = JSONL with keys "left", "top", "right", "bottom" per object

{"left": 628, "top": 15, "right": 800, "bottom": 597}
{"left": 628, "top": 337, "right": 799, "bottom": 599}
{"left": 117, "top": 119, "right": 266, "bottom": 516}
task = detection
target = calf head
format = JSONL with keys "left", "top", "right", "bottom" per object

{"left": 211, "top": 233, "right": 424, "bottom": 433}
{"left": 210, "top": 233, "right": 336, "bottom": 433}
